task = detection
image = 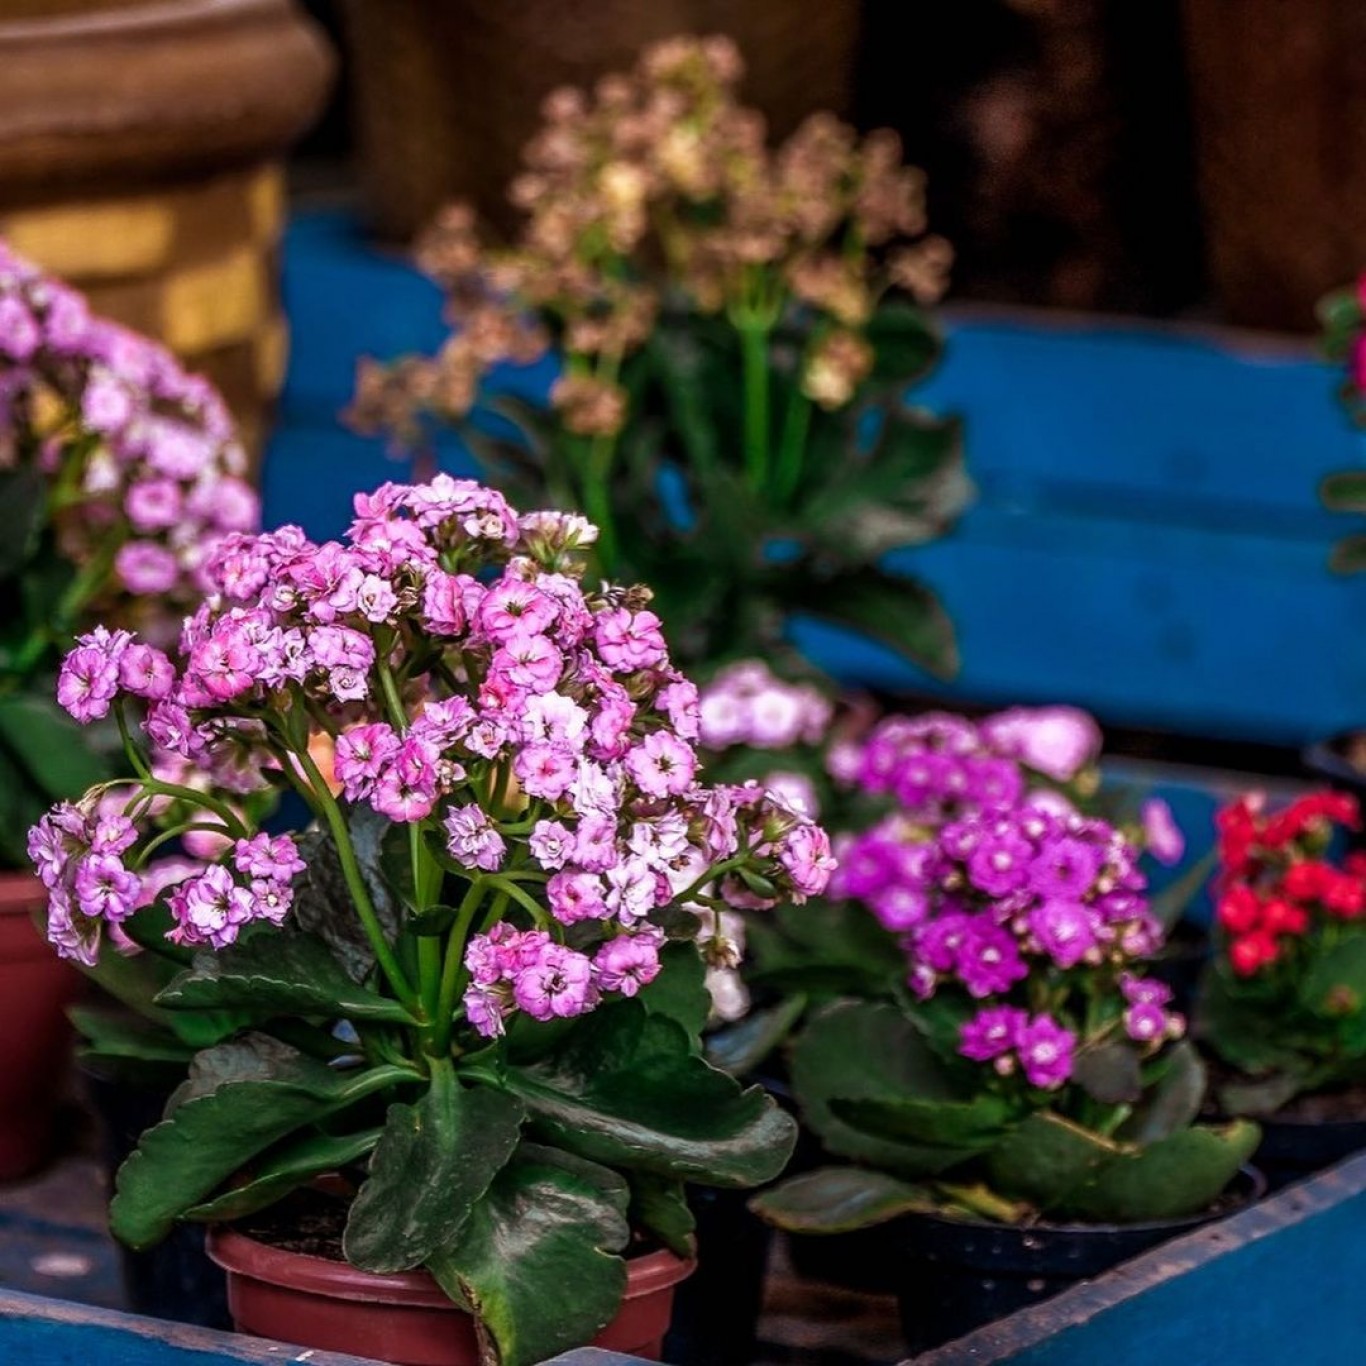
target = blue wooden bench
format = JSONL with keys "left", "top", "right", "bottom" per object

{"left": 912, "top": 1149, "right": 1366, "bottom": 1365}
{"left": 265, "top": 211, "right": 1366, "bottom": 748}
{"left": 0, "top": 1285, "right": 650, "bottom": 1365}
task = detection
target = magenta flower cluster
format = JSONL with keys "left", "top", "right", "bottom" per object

{"left": 32, "top": 477, "right": 835, "bottom": 1034}
{"left": 0, "top": 241, "right": 259, "bottom": 621}
{"left": 895, "top": 806, "right": 1179, "bottom": 1090}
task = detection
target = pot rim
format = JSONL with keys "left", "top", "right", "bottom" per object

{"left": 206, "top": 1225, "right": 696, "bottom": 1306}
{"left": 898, "top": 1162, "right": 1267, "bottom": 1239}
{"left": 0, "top": 870, "right": 46, "bottom": 915}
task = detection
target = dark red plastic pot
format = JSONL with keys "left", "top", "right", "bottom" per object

{"left": 207, "top": 1226, "right": 695, "bottom": 1365}
{"left": 894, "top": 1165, "right": 1266, "bottom": 1354}
{"left": 0, "top": 873, "right": 80, "bottom": 1181}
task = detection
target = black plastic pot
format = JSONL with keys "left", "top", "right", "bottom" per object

{"left": 81, "top": 1066, "right": 231, "bottom": 1329}
{"left": 893, "top": 1166, "right": 1265, "bottom": 1355}
{"left": 1255, "top": 1114, "right": 1366, "bottom": 1192}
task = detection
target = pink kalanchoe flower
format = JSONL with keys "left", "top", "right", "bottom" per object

{"left": 512, "top": 943, "right": 597, "bottom": 1020}
{"left": 1016, "top": 1014, "right": 1076, "bottom": 1090}
{"left": 625, "top": 730, "right": 697, "bottom": 797}
{"left": 1140, "top": 797, "right": 1185, "bottom": 867}
{"left": 980, "top": 706, "right": 1101, "bottom": 784}
{"left": 443, "top": 804, "right": 507, "bottom": 872}
{"left": 594, "top": 608, "right": 667, "bottom": 671}
{"left": 233, "top": 833, "right": 306, "bottom": 884}
{"left": 592, "top": 934, "right": 662, "bottom": 996}
{"left": 959, "top": 1005, "right": 1028, "bottom": 1062}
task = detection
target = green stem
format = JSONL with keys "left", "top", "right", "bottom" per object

{"left": 739, "top": 321, "right": 772, "bottom": 492}
{"left": 4, "top": 537, "right": 120, "bottom": 685}
{"left": 772, "top": 385, "right": 813, "bottom": 505}
{"left": 295, "top": 745, "right": 420, "bottom": 1016}
{"left": 672, "top": 854, "right": 750, "bottom": 909}
{"left": 433, "top": 880, "right": 494, "bottom": 1056}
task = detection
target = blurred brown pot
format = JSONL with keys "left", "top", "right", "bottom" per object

{"left": 342, "top": 0, "right": 861, "bottom": 243}
{"left": 0, "top": 873, "right": 80, "bottom": 1182}
{"left": 0, "top": 0, "right": 335, "bottom": 454}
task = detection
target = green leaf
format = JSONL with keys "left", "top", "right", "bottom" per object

{"left": 185, "top": 1126, "right": 383, "bottom": 1222}
{"left": 866, "top": 301, "right": 942, "bottom": 385}
{"left": 1072, "top": 1040, "right": 1144, "bottom": 1105}
{"left": 751, "top": 1165, "right": 936, "bottom": 1234}
{"left": 506, "top": 1001, "right": 796, "bottom": 1187}
{"left": 1119, "top": 1041, "right": 1208, "bottom": 1144}
{"left": 1062, "top": 1121, "right": 1260, "bottom": 1223}
{"left": 428, "top": 1144, "right": 630, "bottom": 1366}
{"left": 110, "top": 1048, "right": 411, "bottom": 1249}
{"left": 627, "top": 1172, "right": 696, "bottom": 1259}
{"left": 1218, "top": 1070, "right": 1311, "bottom": 1118}
{"left": 832, "top": 1093, "right": 1012, "bottom": 1151}
{"left": 791, "top": 1000, "right": 977, "bottom": 1177}
{"left": 0, "top": 465, "right": 46, "bottom": 578}
{"left": 343, "top": 1068, "right": 525, "bottom": 1274}
{"left": 1198, "top": 966, "right": 1312, "bottom": 1077}
{"left": 1330, "top": 535, "right": 1366, "bottom": 575}
{"left": 1302, "top": 937, "right": 1366, "bottom": 1020}
{"left": 157, "top": 929, "right": 416, "bottom": 1024}
{"left": 985, "top": 1111, "right": 1120, "bottom": 1211}
{"left": 293, "top": 806, "right": 402, "bottom": 983}
{"left": 639, "top": 941, "right": 710, "bottom": 1046}
{"left": 1322, "top": 470, "right": 1366, "bottom": 512}
{"left": 705, "top": 996, "right": 808, "bottom": 1078}
{"left": 797, "top": 567, "right": 959, "bottom": 680}
{"left": 0, "top": 693, "right": 109, "bottom": 800}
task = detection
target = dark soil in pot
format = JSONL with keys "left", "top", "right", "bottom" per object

{"left": 81, "top": 1065, "right": 231, "bottom": 1328}
{"left": 894, "top": 1165, "right": 1265, "bottom": 1355}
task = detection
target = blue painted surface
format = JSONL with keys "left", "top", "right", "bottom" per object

{"left": 0, "top": 1287, "right": 652, "bottom": 1365}
{"left": 921, "top": 1153, "right": 1366, "bottom": 1366}
{"left": 265, "top": 211, "right": 1366, "bottom": 746}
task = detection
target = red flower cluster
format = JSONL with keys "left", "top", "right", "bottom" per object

{"left": 1214, "top": 791, "right": 1365, "bottom": 977}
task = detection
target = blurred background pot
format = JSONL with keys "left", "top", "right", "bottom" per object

{"left": 893, "top": 1165, "right": 1265, "bottom": 1354}
{"left": 208, "top": 1224, "right": 694, "bottom": 1366}
{"left": 0, "top": 873, "right": 81, "bottom": 1182}
{"left": 0, "top": 0, "right": 335, "bottom": 456}
{"left": 340, "top": 0, "right": 860, "bottom": 243}
{"left": 1254, "top": 1111, "right": 1366, "bottom": 1193}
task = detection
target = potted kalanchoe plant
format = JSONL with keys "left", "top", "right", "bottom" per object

{"left": 0, "top": 240, "right": 258, "bottom": 1179}
{"left": 753, "top": 778, "right": 1254, "bottom": 1353}
{"left": 1198, "top": 789, "right": 1366, "bottom": 1187}
{"left": 29, "top": 475, "right": 832, "bottom": 1366}
{"left": 348, "top": 35, "right": 971, "bottom": 686}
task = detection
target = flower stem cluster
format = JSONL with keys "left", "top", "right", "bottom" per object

{"left": 30, "top": 478, "right": 834, "bottom": 1052}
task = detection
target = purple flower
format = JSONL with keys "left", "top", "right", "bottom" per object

{"left": 1119, "top": 972, "right": 1172, "bottom": 1007}
{"left": 547, "top": 871, "right": 609, "bottom": 923}
{"left": 981, "top": 706, "right": 1101, "bottom": 782}
{"left": 443, "top": 805, "right": 507, "bottom": 872}
{"left": 625, "top": 730, "right": 697, "bottom": 797}
{"left": 1027, "top": 835, "right": 1103, "bottom": 899}
{"left": 1017, "top": 1014, "right": 1076, "bottom": 1089}
{"left": 592, "top": 935, "right": 662, "bottom": 996}
{"left": 954, "top": 917, "right": 1029, "bottom": 998}
{"left": 1141, "top": 798, "right": 1185, "bottom": 867}
{"left": 1124, "top": 1002, "right": 1170, "bottom": 1043}
{"left": 1027, "top": 899, "right": 1098, "bottom": 969}
{"left": 57, "top": 639, "right": 124, "bottom": 722}
{"left": 967, "top": 832, "right": 1034, "bottom": 896}
{"left": 959, "top": 1006, "right": 1028, "bottom": 1061}
{"left": 72, "top": 854, "right": 142, "bottom": 923}
{"left": 512, "top": 943, "right": 597, "bottom": 1020}
{"left": 233, "top": 834, "right": 306, "bottom": 884}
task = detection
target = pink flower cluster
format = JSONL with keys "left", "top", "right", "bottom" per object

{"left": 698, "top": 661, "right": 833, "bottom": 752}
{"left": 0, "top": 241, "right": 258, "bottom": 624}
{"left": 34, "top": 477, "right": 835, "bottom": 1025}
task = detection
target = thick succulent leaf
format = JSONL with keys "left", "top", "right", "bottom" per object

{"left": 627, "top": 1172, "right": 696, "bottom": 1259}
{"left": 791, "top": 1000, "right": 977, "bottom": 1177}
{"left": 344, "top": 1070, "right": 525, "bottom": 1274}
{"left": 985, "top": 1111, "right": 1121, "bottom": 1210}
{"left": 1198, "top": 967, "right": 1313, "bottom": 1077}
{"left": 0, "top": 693, "right": 110, "bottom": 800}
{"left": 428, "top": 1144, "right": 630, "bottom": 1366}
{"left": 293, "top": 806, "right": 402, "bottom": 983}
{"left": 1072, "top": 1040, "right": 1144, "bottom": 1105}
{"left": 1118, "top": 1041, "right": 1208, "bottom": 1144}
{"left": 184, "top": 1126, "right": 383, "bottom": 1222}
{"left": 1218, "top": 1070, "right": 1314, "bottom": 1118}
{"left": 832, "top": 1093, "right": 1012, "bottom": 1151}
{"left": 1060, "top": 1121, "right": 1260, "bottom": 1223}
{"left": 866, "top": 301, "right": 942, "bottom": 385}
{"left": 157, "top": 929, "right": 416, "bottom": 1024}
{"left": 796, "top": 568, "right": 959, "bottom": 680}
{"left": 506, "top": 1001, "right": 796, "bottom": 1187}
{"left": 751, "top": 1166, "right": 936, "bottom": 1234}
{"left": 111, "top": 1049, "right": 411, "bottom": 1249}
{"left": 745, "top": 898, "right": 905, "bottom": 999}
{"left": 639, "top": 941, "right": 710, "bottom": 1047}
{"left": 705, "top": 996, "right": 809, "bottom": 1078}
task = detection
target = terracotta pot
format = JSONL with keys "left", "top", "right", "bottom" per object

{"left": 0, "top": 0, "right": 335, "bottom": 454}
{"left": 207, "top": 1225, "right": 696, "bottom": 1366}
{"left": 0, "top": 873, "right": 81, "bottom": 1181}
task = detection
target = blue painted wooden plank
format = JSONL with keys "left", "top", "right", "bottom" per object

{"left": 0, "top": 1287, "right": 655, "bottom": 1365}
{"left": 913, "top": 1150, "right": 1366, "bottom": 1366}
